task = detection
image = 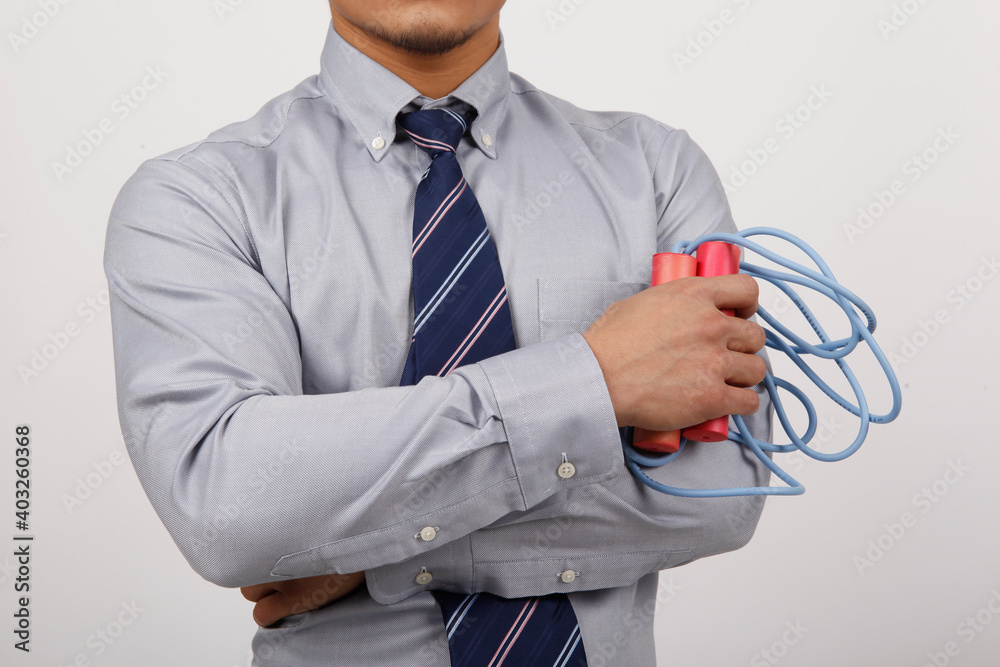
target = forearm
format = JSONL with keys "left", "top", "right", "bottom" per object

{"left": 104, "top": 160, "right": 623, "bottom": 589}
{"left": 366, "top": 371, "right": 772, "bottom": 603}
{"left": 110, "top": 326, "right": 621, "bottom": 587}
{"left": 366, "top": 125, "right": 774, "bottom": 602}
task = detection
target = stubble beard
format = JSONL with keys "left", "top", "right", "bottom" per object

{"left": 361, "top": 14, "right": 482, "bottom": 56}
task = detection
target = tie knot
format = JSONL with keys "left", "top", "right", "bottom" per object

{"left": 398, "top": 108, "right": 471, "bottom": 157}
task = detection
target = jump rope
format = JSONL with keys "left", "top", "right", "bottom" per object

{"left": 622, "top": 227, "right": 902, "bottom": 497}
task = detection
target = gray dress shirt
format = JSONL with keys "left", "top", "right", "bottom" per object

{"left": 103, "top": 22, "right": 772, "bottom": 667}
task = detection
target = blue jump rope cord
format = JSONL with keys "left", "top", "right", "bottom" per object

{"left": 623, "top": 227, "right": 903, "bottom": 497}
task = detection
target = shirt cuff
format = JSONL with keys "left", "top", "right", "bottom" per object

{"left": 476, "top": 332, "right": 625, "bottom": 509}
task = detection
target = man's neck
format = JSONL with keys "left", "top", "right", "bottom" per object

{"left": 330, "top": 12, "right": 501, "bottom": 100}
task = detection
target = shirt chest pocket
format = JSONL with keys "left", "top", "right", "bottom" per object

{"left": 536, "top": 278, "right": 647, "bottom": 341}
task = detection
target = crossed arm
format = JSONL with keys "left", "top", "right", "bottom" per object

{"left": 239, "top": 274, "right": 768, "bottom": 626}
{"left": 104, "top": 128, "right": 769, "bottom": 629}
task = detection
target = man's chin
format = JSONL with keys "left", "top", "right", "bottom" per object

{"left": 365, "top": 21, "right": 480, "bottom": 56}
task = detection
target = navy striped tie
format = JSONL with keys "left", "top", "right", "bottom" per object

{"left": 397, "top": 107, "right": 587, "bottom": 667}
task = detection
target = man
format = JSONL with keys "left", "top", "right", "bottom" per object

{"left": 104, "top": 1, "right": 771, "bottom": 664}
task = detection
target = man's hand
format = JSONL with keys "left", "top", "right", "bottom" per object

{"left": 240, "top": 572, "right": 366, "bottom": 627}
{"left": 581, "top": 273, "right": 768, "bottom": 430}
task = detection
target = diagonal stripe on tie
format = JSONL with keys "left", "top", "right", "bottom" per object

{"left": 396, "top": 106, "right": 587, "bottom": 666}
{"left": 413, "top": 228, "right": 490, "bottom": 333}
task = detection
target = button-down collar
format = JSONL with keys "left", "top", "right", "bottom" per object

{"left": 318, "top": 21, "right": 509, "bottom": 162}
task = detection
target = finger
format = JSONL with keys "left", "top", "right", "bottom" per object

{"left": 241, "top": 583, "right": 279, "bottom": 603}
{"left": 720, "top": 384, "right": 762, "bottom": 416}
{"left": 252, "top": 592, "right": 297, "bottom": 628}
{"left": 726, "top": 318, "right": 767, "bottom": 354}
{"left": 733, "top": 303, "right": 760, "bottom": 321}
{"left": 725, "top": 351, "right": 768, "bottom": 388}
{"left": 706, "top": 274, "right": 759, "bottom": 318}
{"left": 289, "top": 573, "right": 364, "bottom": 605}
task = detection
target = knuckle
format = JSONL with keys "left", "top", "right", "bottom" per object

{"left": 700, "top": 383, "right": 725, "bottom": 409}
{"left": 705, "top": 347, "right": 728, "bottom": 376}
{"left": 669, "top": 275, "right": 697, "bottom": 292}
{"left": 701, "top": 311, "right": 728, "bottom": 339}
{"left": 670, "top": 276, "right": 705, "bottom": 302}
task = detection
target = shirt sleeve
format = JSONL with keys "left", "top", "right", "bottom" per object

{"left": 103, "top": 156, "right": 624, "bottom": 589}
{"left": 365, "top": 126, "right": 775, "bottom": 603}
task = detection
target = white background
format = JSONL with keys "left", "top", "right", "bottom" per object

{"left": 1, "top": 1, "right": 998, "bottom": 665}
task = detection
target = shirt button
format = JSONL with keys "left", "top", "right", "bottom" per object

{"left": 481, "top": 133, "right": 493, "bottom": 147}
{"left": 557, "top": 461, "right": 576, "bottom": 479}
{"left": 560, "top": 570, "right": 577, "bottom": 583}
{"left": 371, "top": 136, "right": 385, "bottom": 150}
{"left": 419, "top": 526, "right": 437, "bottom": 542}
{"left": 415, "top": 571, "right": 433, "bottom": 585}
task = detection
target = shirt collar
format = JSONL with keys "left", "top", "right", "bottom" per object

{"left": 318, "top": 21, "right": 509, "bottom": 162}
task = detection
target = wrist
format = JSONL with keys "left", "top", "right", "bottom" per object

{"left": 581, "top": 330, "right": 631, "bottom": 427}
